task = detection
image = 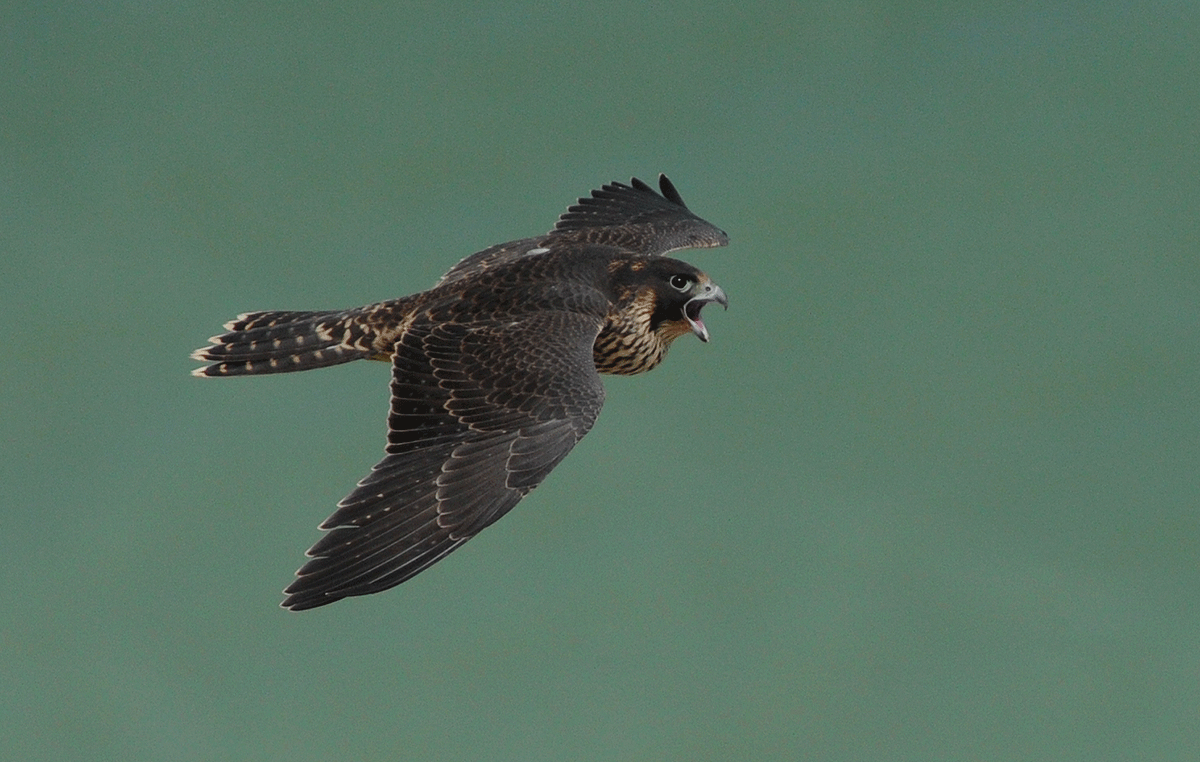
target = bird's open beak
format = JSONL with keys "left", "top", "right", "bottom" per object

{"left": 684, "top": 282, "right": 728, "bottom": 343}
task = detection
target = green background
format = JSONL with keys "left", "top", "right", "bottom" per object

{"left": 4, "top": 2, "right": 1198, "bottom": 760}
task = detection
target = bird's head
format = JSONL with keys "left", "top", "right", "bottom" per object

{"left": 626, "top": 257, "right": 728, "bottom": 345}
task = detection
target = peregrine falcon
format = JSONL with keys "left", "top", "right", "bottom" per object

{"left": 192, "top": 174, "right": 728, "bottom": 610}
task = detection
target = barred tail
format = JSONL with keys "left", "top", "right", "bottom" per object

{"left": 191, "top": 309, "right": 374, "bottom": 377}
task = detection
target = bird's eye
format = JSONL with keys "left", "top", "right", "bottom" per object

{"left": 669, "top": 274, "right": 692, "bottom": 291}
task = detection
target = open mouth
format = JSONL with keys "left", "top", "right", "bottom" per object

{"left": 683, "top": 286, "right": 727, "bottom": 343}
{"left": 678, "top": 282, "right": 727, "bottom": 343}
{"left": 684, "top": 299, "right": 709, "bottom": 341}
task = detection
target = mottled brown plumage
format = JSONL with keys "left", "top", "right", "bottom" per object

{"left": 192, "top": 174, "right": 728, "bottom": 610}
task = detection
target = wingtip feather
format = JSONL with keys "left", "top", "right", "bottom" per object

{"left": 658, "top": 173, "right": 685, "bottom": 206}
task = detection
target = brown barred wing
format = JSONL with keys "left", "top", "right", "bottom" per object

{"left": 281, "top": 311, "right": 606, "bottom": 610}
{"left": 551, "top": 174, "right": 729, "bottom": 255}
{"left": 436, "top": 174, "right": 728, "bottom": 287}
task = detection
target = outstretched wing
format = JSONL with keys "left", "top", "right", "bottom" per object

{"left": 552, "top": 174, "right": 728, "bottom": 252}
{"left": 436, "top": 174, "right": 727, "bottom": 287}
{"left": 281, "top": 310, "right": 606, "bottom": 610}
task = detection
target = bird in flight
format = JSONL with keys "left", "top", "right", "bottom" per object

{"left": 192, "top": 174, "right": 728, "bottom": 610}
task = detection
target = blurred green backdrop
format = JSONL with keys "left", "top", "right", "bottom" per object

{"left": 4, "top": 2, "right": 1198, "bottom": 760}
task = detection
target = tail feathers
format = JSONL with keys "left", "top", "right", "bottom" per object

{"left": 192, "top": 309, "right": 374, "bottom": 377}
